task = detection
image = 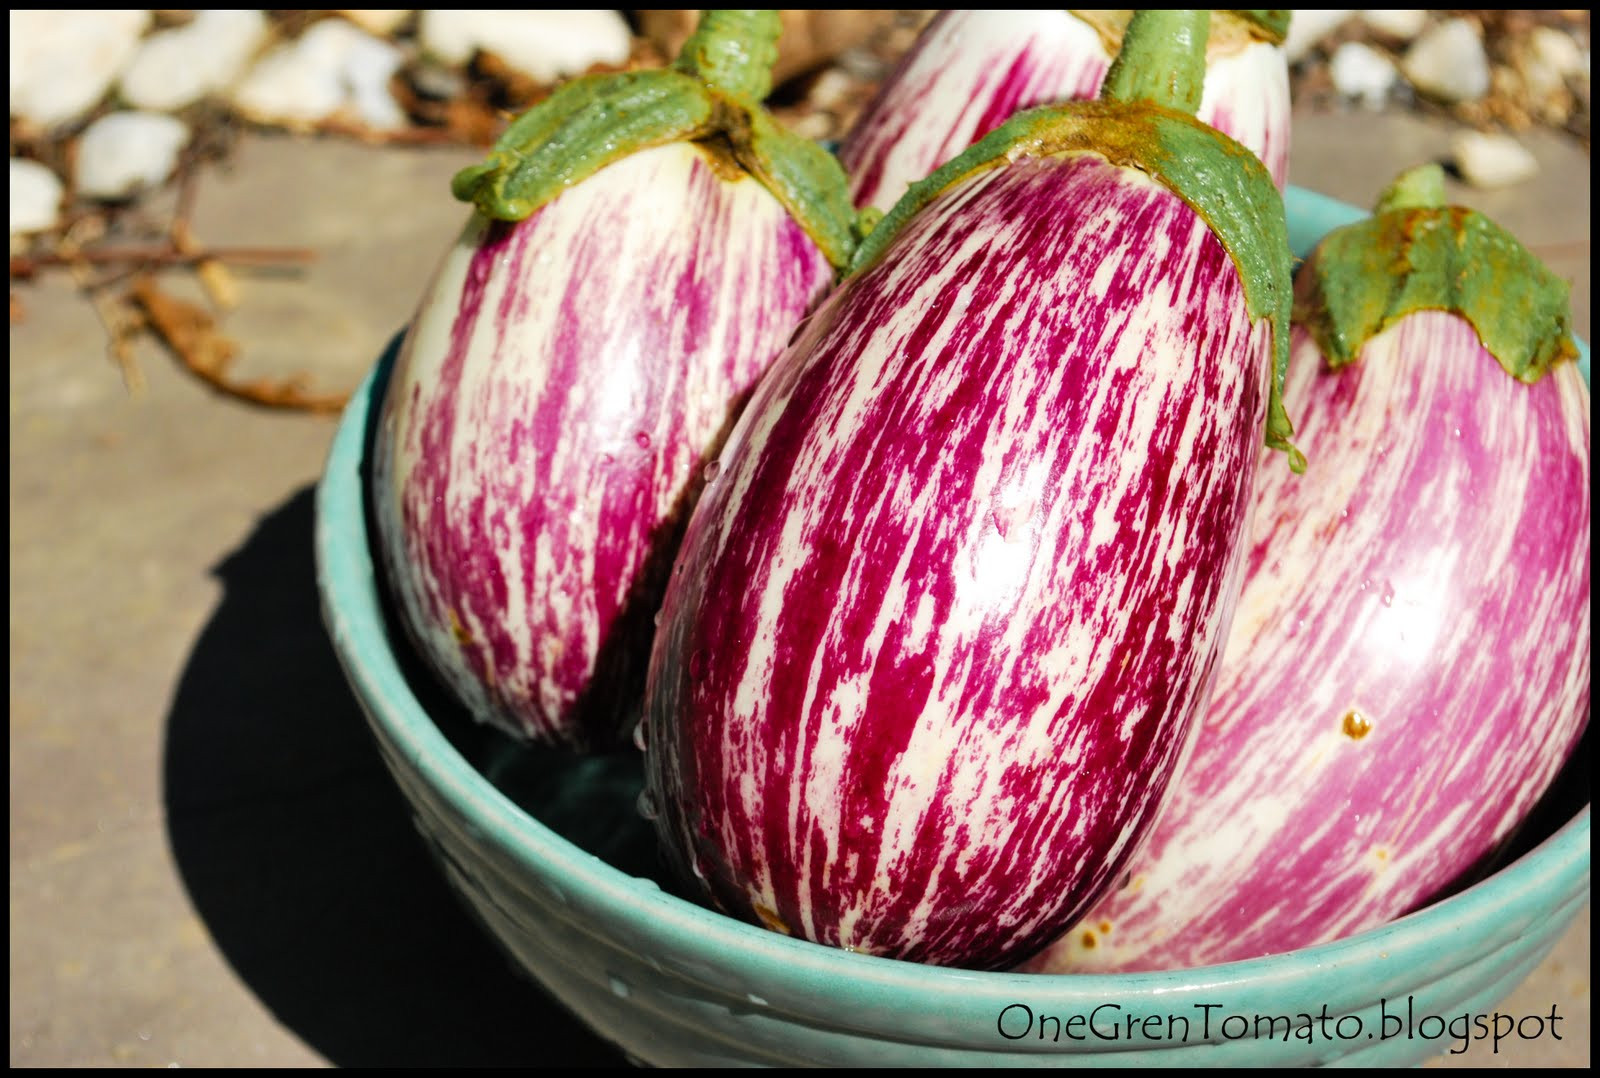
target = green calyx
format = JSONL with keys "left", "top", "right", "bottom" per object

{"left": 450, "top": 10, "right": 858, "bottom": 271}
{"left": 450, "top": 69, "right": 714, "bottom": 219}
{"left": 852, "top": 10, "right": 1303, "bottom": 472}
{"left": 1294, "top": 163, "right": 1579, "bottom": 384}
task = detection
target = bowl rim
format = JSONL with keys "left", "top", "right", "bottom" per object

{"left": 314, "top": 183, "right": 1592, "bottom": 1004}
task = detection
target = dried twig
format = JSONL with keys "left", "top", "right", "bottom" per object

{"left": 172, "top": 166, "right": 239, "bottom": 310}
{"left": 56, "top": 215, "right": 148, "bottom": 395}
{"left": 128, "top": 275, "right": 349, "bottom": 414}
{"left": 10, "top": 245, "right": 317, "bottom": 276}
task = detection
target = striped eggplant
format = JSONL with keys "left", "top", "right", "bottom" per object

{"left": 369, "top": 11, "right": 859, "bottom": 748}
{"left": 1027, "top": 165, "right": 1590, "bottom": 974}
{"left": 640, "top": 11, "right": 1299, "bottom": 971}
{"left": 840, "top": 9, "right": 1292, "bottom": 216}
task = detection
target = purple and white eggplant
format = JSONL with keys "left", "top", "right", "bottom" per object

{"left": 1027, "top": 165, "right": 1590, "bottom": 974}
{"left": 641, "top": 10, "right": 1298, "bottom": 971}
{"left": 369, "top": 11, "right": 857, "bottom": 748}
{"left": 840, "top": 9, "right": 1292, "bottom": 215}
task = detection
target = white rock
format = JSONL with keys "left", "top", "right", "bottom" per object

{"left": 1529, "top": 26, "right": 1587, "bottom": 81}
{"left": 1360, "top": 9, "right": 1428, "bottom": 41}
{"left": 230, "top": 18, "right": 408, "bottom": 131}
{"left": 809, "top": 68, "right": 857, "bottom": 112}
{"left": 76, "top": 111, "right": 191, "bottom": 201}
{"left": 1402, "top": 18, "right": 1490, "bottom": 103}
{"left": 9, "top": 158, "right": 65, "bottom": 236}
{"left": 231, "top": 39, "right": 344, "bottom": 129}
{"left": 342, "top": 32, "right": 411, "bottom": 131}
{"left": 336, "top": 10, "right": 413, "bottom": 37}
{"left": 1451, "top": 131, "right": 1540, "bottom": 190}
{"left": 120, "top": 10, "right": 271, "bottom": 112}
{"left": 9, "top": 10, "right": 152, "bottom": 130}
{"left": 1330, "top": 41, "right": 1398, "bottom": 109}
{"left": 1283, "top": 10, "right": 1355, "bottom": 64}
{"left": 418, "top": 10, "right": 632, "bottom": 81}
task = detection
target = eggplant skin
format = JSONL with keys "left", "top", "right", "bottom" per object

{"left": 1029, "top": 312, "right": 1591, "bottom": 974}
{"left": 370, "top": 141, "right": 835, "bottom": 748}
{"left": 841, "top": 10, "right": 1291, "bottom": 214}
{"left": 643, "top": 150, "right": 1272, "bottom": 971}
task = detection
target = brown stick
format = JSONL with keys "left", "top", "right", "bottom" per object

{"left": 171, "top": 165, "right": 239, "bottom": 310}
{"left": 54, "top": 216, "right": 148, "bottom": 395}
{"left": 11, "top": 246, "right": 317, "bottom": 276}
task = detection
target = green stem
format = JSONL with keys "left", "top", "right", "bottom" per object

{"left": 1374, "top": 162, "right": 1448, "bottom": 215}
{"left": 1099, "top": 9, "right": 1211, "bottom": 115}
{"left": 671, "top": 9, "right": 782, "bottom": 104}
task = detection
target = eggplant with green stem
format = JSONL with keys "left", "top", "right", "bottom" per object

{"left": 1029, "top": 165, "right": 1590, "bottom": 973}
{"left": 369, "top": 10, "right": 858, "bottom": 749}
{"left": 641, "top": 10, "right": 1299, "bottom": 971}
{"left": 841, "top": 9, "right": 1293, "bottom": 216}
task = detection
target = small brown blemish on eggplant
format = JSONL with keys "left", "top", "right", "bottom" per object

{"left": 754, "top": 901, "right": 791, "bottom": 936}
{"left": 449, "top": 609, "right": 473, "bottom": 646}
{"left": 1080, "top": 930, "right": 1097, "bottom": 950}
{"left": 1341, "top": 708, "right": 1373, "bottom": 740}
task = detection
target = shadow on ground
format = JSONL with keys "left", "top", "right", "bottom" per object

{"left": 161, "top": 483, "right": 628, "bottom": 1068}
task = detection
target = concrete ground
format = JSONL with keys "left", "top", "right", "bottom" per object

{"left": 9, "top": 104, "right": 1590, "bottom": 1067}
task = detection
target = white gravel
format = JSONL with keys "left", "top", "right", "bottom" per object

{"left": 229, "top": 17, "right": 408, "bottom": 131}
{"left": 9, "top": 10, "right": 151, "bottom": 130}
{"left": 1451, "top": 131, "right": 1541, "bottom": 189}
{"left": 1330, "top": 41, "right": 1400, "bottom": 109}
{"left": 119, "top": 10, "right": 271, "bottom": 112}
{"left": 9, "top": 157, "right": 66, "bottom": 236}
{"left": 1402, "top": 18, "right": 1492, "bottom": 104}
{"left": 75, "top": 111, "right": 191, "bottom": 201}
{"left": 416, "top": 10, "right": 632, "bottom": 82}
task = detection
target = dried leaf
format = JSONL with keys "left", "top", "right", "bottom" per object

{"left": 129, "top": 275, "right": 349, "bottom": 414}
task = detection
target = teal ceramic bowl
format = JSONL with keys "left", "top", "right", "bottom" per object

{"left": 314, "top": 186, "right": 1591, "bottom": 1067}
